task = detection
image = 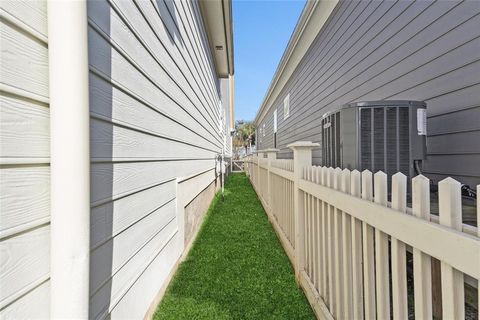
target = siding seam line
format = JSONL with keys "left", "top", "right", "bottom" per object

{"left": 96, "top": 228, "right": 178, "bottom": 319}
{"left": 428, "top": 128, "right": 480, "bottom": 137}
{"left": 88, "top": 67, "right": 222, "bottom": 150}
{"left": 90, "top": 197, "right": 176, "bottom": 252}
{"left": 0, "top": 83, "right": 49, "bottom": 105}
{"left": 104, "top": 0, "right": 220, "bottom": 126}
{"left": 287, "top": 0, "right": 385, "bottom": 99}
{"left": 87, "top": 20, "right": 222, "bottom": 145}
{"left": 274, "top": 0, "right": 438, "bottom": 131}
{"left": 146, "top": 0, "right": 220, "bottom": 112}
{"left": 154, "top": 0, "right": 220, "bottom": 109}
{"left": 0, "top": 218, "right": 50, "bottom": 241}
{"left": 90, "top": 113, "right": 220, "bottom": 153}
{"left": 178, "top": 0, "right": 220, "bottom": 104}
{"left": 136, "top": 2, "right": 219, "bottom": 120}
{"left": 279, "top": 56, "right": 479, "bottom": 142}
{"left": 0, "top": 274, "right": 50, "bottom": 311}
{"left": 89, "top": 215, "right": 177, "bottom": 299}
{"left": 0, "top": 9, "right": 48, "bottom": 44}
{"left": 0, "top": 158, "right": 50, "bottom": 166}
{"left": 257, "top": 0, "right": 402, "bottom": 125}
{"left": 426, "top": 103, "right": 480, "bottom": 118}
{"left": 129, "top": 0, "right": 217, "bottom": 113}
{"left": 90, "top": 178, "right": 177, "bottom": 208}
{"left": 90, "top": 157, "right": 215, "bottom": 164}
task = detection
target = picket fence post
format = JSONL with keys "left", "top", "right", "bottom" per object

{"left": 256, "top": 151, "right": 263, "bottom": 191}
{"left": 361, "top": 170, "right": 376, "bottom": 320}
{"left": 391, "top": 172, "right": 408, "bottom": 320}
{"left": 412, "top": 175, "right": 432, "bottom": 320}
{"left": 264, "top": 149, "right": 279, "bottom": 214}
{"left": 439, "top": 178, "right": 464, "bottom": 319}
{"left": 288, "top": 141, "right": 319, "bottom": 282}
{"left": 374, "top": 171, "right": 390, "bottom": 320}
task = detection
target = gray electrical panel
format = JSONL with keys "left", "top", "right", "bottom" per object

{"left": 321, "top": 101, "right": 427, "bottom": 184}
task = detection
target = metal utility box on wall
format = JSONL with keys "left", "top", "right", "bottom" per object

{"left": 321, "top": 101, "right": 427, "bottom": 183}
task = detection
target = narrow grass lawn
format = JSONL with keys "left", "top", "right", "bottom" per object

{"left": 154, "top": 173, "right": 314, "bottom": 319}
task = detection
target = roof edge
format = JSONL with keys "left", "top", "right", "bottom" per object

{"left": 253, "top": 0, "right": 338, "bottom": 124}
{"left": 199, "top": 0, "right": 234, "bottom": 78}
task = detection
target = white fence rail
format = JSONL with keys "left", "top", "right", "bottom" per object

{"left": 244, "top": 143, "right": 479, "bottom": 320}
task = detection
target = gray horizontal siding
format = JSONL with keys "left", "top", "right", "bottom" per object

{"left": 257, "top": 0, "right": 480, "bottom": 185}
{"left": 87, "top": 0, "right": 222, "bottom": 318}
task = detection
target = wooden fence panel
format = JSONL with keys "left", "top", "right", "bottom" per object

{"left": 391, "top": 173, "right": 408, "bottom": 320}
{"left": 321, "top": 167, "right": 329, "bottom": 305}
{"left": 439, "top": 178, "right": 465, "bottom": 319}
{"left": 245, "top": 145, "right": 479, "bottom": 320}
{"left": 361, "top": 170, "right": 376, "bottom": 320}
{"left": 314, "top": 167, "right": 322, "bottom": 296}
{"left": 374, "top": 171, "right": 390, "bottom": 320}
{"left": 350, "top": 170, "right": 364, "bottom": 320}
{"left": 327, "top": 167, "right": 336, "bottom": 316}
{"left": 333, "top": 168, "right": 343, "bottom": 319}
{"left": 412, "top": 175, "right": 433, "bottom": 320}
{"left": 341, "top": 168, "right": 352, "bottom": 320}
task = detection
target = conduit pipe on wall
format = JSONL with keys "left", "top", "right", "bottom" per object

{"left": 48, "top": 1, "right": 90, "bottom": 318}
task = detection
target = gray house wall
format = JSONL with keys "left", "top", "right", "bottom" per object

{"left": 87, "top": 0, "right": 224, "bottom": 318}
{"left": 256, "top": 0, "right": 480, "bottom": 186}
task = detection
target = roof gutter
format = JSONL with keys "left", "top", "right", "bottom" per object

{"left": 254, "top": 0, "right": 338, "bottom": 125}
{"left": 199, "top": 0, "right": 234, "bottom": 77}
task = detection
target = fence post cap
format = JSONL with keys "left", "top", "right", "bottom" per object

{"left": 287, "top": 141, "right": 319, "bottom": 149}
{"left": 361, "top": 169, "right": 372, "bottom": 176}
{"left": 392, "top": 171, "right": 406, "bottom": 178}
{"left": 374, "top": 170, "right": 387, "bottom": 178}
{"left": 412, "top": 174, "right": 429, "bottom": 183}
{"left": 438, "top": 176, "right": 461, "bottom": 187}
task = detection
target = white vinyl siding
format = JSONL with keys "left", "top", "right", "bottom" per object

{"left": 87, "top": 0, "right": 223, "bottom": 318}
{"left": 0, "top": 0, "right": 50, "bottom": 317}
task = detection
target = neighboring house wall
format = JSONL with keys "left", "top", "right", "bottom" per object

{"left": 0, "top": 1, "right": 50, "bottom": 318}
{"left": 1, "top": 0, "right": 232, "bottom": 318}
{"left": 256, "top": 0, "right": 480, "bottom": 186}
{"left": 87, "top": 0, "right": 226, "bottom": 318}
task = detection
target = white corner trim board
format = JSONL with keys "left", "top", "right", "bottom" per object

{"left": 48, "top": 1, "right": 91, "bottom": 318}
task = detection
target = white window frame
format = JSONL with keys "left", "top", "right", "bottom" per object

{"left": 283, "top": 94, "right": 290, "bottom": 119}
{"left": 273, "top": 109, "right": 278, "bottom": 133}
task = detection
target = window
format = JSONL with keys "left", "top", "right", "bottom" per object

{"left": 273, "top": 109, "right": 278, "bottom": 133}
{"left": 273, "top": 109, "right": 278, "bottom": 148}
{"left": 283, "top": 94, "right": 290, "bottom": 119}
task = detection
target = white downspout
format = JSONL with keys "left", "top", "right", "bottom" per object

{"left": 48, "top": 1, "right": 90, "bottom": 318}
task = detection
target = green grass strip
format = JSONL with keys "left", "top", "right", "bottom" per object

{"left": 154, "top": 173, "right": 314, "bottom": 320}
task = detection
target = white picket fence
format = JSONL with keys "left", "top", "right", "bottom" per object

{"left": 244, "top": 143, "right": 479, "bottom": 320}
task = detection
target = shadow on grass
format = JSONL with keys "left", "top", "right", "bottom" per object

{"left": 154, "top": 173, "right": 314, "bottom": 319}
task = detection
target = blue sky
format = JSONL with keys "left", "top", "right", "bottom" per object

{"left": 233, "top": 0, "right": 306, "bottom": 121}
